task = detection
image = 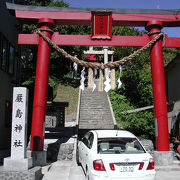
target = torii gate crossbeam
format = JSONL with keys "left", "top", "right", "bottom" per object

{"left": 18, "top": 33, "right": 180, "bottom": 47}
{"left": 7, "top": 2, "right": 180, "bottom": 27}
{"left": 6, "top": 3, "right": 180, "bottom": 154}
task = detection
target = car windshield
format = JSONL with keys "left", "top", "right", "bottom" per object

{"left": 98, "top": 137, "right": 145, "bottom": 154}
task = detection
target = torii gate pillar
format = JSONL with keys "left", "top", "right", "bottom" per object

{"left": 146, "top": 21, "right": 170, "bottom": 151}
{"left": 30, "top": 18, "right": 55, "bottom": 152}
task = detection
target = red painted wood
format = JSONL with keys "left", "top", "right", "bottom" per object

{"left": 18, "top": 33, "right": 180, "bottom": 48}
{"left": 15, "top": 10, "right": 180, "bottom": 27}
{"left": 112, "top": 14, "right": 180, "bottom": 27}
{"left": 91, "top": 11, "right": 112, "bottom": 39}
{"left": 146, "top": 21, "right": 170, "bottom": 151}
{"left": 30, "top": 18, "right": 55, "bottom": 151}
{"left": 15, "top": 11, "right": 91, "bottom": 25}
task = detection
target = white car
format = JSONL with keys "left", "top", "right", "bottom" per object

{"left": 77, "top": 130, "right": 156, "bottom": 180}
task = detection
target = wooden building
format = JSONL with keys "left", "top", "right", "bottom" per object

{"left": 165, "top": 53, "right": 180, "bottom": 143}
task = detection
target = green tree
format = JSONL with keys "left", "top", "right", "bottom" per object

{"left": 20, "top": 0, "right": 91, "bottom": 89}
{"left": 108, "top": 26, "right": 179, "bottom": 139}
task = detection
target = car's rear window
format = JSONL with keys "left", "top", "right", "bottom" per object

{"left": 98, "top": 137, "right": 145, "bottom": 154}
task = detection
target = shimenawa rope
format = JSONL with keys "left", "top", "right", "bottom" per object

{"left": 34, "top": 28, "right": 165, "bottom": 70}
{"left": 34, "top": 28, "right": 165, "bottom": 90}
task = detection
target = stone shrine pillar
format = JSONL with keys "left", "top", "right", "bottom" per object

{"left": 4, "top": 87, "right": 32, "bottom": 171}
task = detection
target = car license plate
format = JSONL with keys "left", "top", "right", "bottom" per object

{"left": 120, "top": 165, "right": 134, "bottom": 172}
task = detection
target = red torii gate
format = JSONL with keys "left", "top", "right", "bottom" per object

{"left": 7, "top": 3, "right": 180, "bottom": 152}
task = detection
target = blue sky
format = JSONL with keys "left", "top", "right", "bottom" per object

{"left": 64, "top": 0, "right": 180, "bottom": 37}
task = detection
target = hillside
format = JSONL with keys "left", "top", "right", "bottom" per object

{"left": 54, "top": 79, "right": 79, "bottom": 116}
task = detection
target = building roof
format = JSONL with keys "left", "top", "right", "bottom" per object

{"left": 6, "top": 2, "right": 180, "bottom": 14}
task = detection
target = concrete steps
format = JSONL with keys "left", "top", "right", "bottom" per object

{"left": 78, "top": 86, "right": 116, "bottom": 130}
{"left": 42, "top": 161, "right": 84, "bottom": 180}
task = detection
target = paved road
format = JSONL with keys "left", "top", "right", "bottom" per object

{"left": 42, "top": 160, "right": 180, "bottom": 180}
{"left": 42, "top": 161, "right": 85, "bottom": 180}
{"left": 156, "top": 170, "right": 180, "bottom": 180}
{"left": 155, "top": 162, "right": 180, "bottom": 180}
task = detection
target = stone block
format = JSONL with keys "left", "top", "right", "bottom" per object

{"left": 26, "top": 150, "right": 32, "bottom": 158}
{"left": 0, "top": 166, "right": 42, "bottom": 180}
{"left": 4, "top": 157, "right": 32, "bottom": 171}
{"left": 58, "top": 143, "right": 74, "bottom": 161}
{"left": 32, "top": 151, "right": 46, "bottom": 166}
{"left": 154, "top": 151, "right": 174, "bottom": 166}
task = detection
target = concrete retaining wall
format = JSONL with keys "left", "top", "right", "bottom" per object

{"left": 0, "top": 166, "right": 42, "bottom": 180}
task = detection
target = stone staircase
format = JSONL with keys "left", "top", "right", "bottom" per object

{"left": 44, "top": 80, "right": 117, "bottom": 164}
{"left": 78, "top": 83, "right": 116, "bottom": 130}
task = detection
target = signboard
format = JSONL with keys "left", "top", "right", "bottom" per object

{"left": 11, "top": 87, "right": 28, "bottom": 159}
{"left": 45, "top": 115, "right": 57, "bottom": 128}
{"left": 91, "top": 11, "right": 112, "bottom": 40}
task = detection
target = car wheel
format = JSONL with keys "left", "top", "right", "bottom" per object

{"left": 85, "top": 168, "right": 89, "bottom": 180}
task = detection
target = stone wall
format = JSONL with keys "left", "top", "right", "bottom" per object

{"left": 0, "top": 167, "right": 42, "bottom": 180}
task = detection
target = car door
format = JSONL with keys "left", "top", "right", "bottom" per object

{"left": 83, "top": 132, "right": 94, "bottom": 170}
{"left": 78, "top": 132, "right": 94, "bottom": 171}
{"left": 78, "top": 133, "right": 89, "bottom": 170}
